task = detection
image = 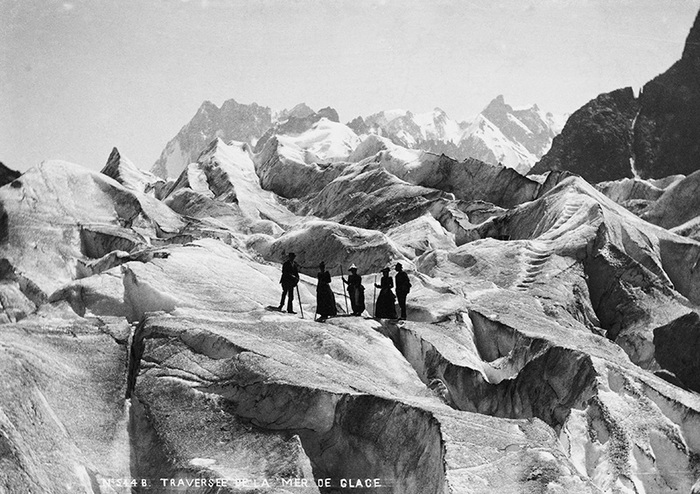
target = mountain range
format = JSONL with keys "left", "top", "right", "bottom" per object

{"left": 151, "top": 95, "right": 565, "bottom": 180}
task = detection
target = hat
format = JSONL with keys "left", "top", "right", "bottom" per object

{"left": 381, "top": 267, "right": 390, "bottom": 273}
{"left": 288, "top": 252, "right": 296, "bottom": 258}
{"left": 395, "top": 262, "right": 403, "bottom": 269}
{"left": 349, "top": 264, "right": 357, "bottom": 271}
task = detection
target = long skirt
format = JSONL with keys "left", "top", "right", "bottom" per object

{"left": 316, "top": 284, "right": 337, "bottom": 317}
{"left": 375, "top": 288, "right": 396, "bottom": 319}
{"left": 348, "top": 285, "right": 365, "bottom": 315}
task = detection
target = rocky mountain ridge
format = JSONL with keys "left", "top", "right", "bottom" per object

{"left": 151, "top": 98, "right": 272, "bottom": 180}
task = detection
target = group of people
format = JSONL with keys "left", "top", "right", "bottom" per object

{"left": 278, "top": 253, "right": 412, "bottom": 322}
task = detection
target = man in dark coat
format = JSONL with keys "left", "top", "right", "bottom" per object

{"left": 278, "top": 252, "right": 299, "bottom": 313}
{"left": 395, "top": 262, "right": 411, "bottom": 320}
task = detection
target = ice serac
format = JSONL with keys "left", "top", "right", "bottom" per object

{"left": 387, "top": 213, "right": 456, "bottom": 258}
{"left": 530, "top": 88, "right": 639, "bottom": 183}
{"left": 641, "top": 169, "right": 700, "bottom": 229}
{"left": 0, "top": 160, "right": 185, "bottom": 297}
{"left": 253, "top": 119, "right": 358, "bottom": 198}
{"left": 163, "top": 138, "right": 297, "bottom": 233}
{"left": 0, "top": 309, "right": 131, "bottom": 492}
{"left": 595, "top": 176, "right": 669, "bottom": 212}
{"left": 462, "top": 175, "right": 700, "bottom": 383}
{"left": 102, "top": 147, "right": 165, "bottom": 196}
{"left": 260, "top": 219, "right": 409, "bottom": 276}
{"left": 296, "top": 160, "right": 453, "bottom": 231}
{"left": 359, "top": 140, "right": 539, "bottom": 208}
{"left": 373, "top": 307, "right": 700, "bottom": 493}
{"left": 293, "top": 137, "right": 539, "bottom": 234}
{"left": 152, "top": 99, "right": 272, "bottom": 179}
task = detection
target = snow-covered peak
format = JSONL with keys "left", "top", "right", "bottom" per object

{"left": 276, "top": 118, "right": 360, "bottom": 164}
{"left": 465, "top": 114, "right": 534, "bottom": 174}
{"left": 413, "top": 108, "right": 464, "bottom": 143}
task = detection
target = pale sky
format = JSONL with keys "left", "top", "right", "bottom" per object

{"left": 2, "top": 0, "right": 699, "bottom": 172}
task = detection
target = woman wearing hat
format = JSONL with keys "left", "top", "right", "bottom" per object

{"left": 374, "top": 267, "right": 397, "bottom": 319}
{"left": 316, "top": 261, "right": 337, "bottom": 322}
{"left": 342, "top": 264, "right": 365, "bottom": 316}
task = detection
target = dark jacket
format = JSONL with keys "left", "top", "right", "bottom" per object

{"left": 395, "top": 271, "right": 411, "bottom": 294}
{"left": 280, "top": 260, "right": 299, "bottom": 288}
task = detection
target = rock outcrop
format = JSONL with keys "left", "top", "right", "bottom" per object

{"left": 533, "top": 9, "right": 700, "bottom": 181}
{"left": 633, "top": 11, "right": 700, "bottom": 178}
{"left": 0, "top": 161, "right": 21, "bottom": 187}
{"left": 530, "top": 88, "right": 639, "bottom": 183}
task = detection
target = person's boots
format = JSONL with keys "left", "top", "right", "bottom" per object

{"left": 287, "top": 301, "right": 296, "bottom": 314}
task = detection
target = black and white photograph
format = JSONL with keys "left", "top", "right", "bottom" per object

{"left": 2, "top": 1, "right": 700, "bottom": 492}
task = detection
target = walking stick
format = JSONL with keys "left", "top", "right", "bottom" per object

{"left": 296, "top": 284, "right": 304, "bottom": 319}
{"left": 340, "top": 265, "right": 349, "bottom": 314}
{"left": 373, "top": 274, "right": 377, "bottom": 318}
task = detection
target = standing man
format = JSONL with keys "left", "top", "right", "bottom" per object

{"left": 395, "top": 262, "right": 411, "bottom": 320}
{"left": 278, "top": 252, "right": 299, "bottom": 313}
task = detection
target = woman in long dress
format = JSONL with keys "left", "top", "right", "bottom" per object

{"left": 316, "top": 262, "right": 337, "bottom": 321}
{"left": 374, "top": 267, "right": 397, "bottom": 319}
{"left": 342, "top": 264, "right": 365, "bottom": 316}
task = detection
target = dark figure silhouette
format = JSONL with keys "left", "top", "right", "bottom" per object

{"left": 316, "top": 262, "right": 337, "bottom": 321}
{"left": 278, "top": 252, "right": 299, "bottom": 313}
{"left": 342, "top": 264, "right": 365, "bottom": 316}
{"left": 374, "top": 267, "right": 397, "bottom": 319}
{"left": 395, "top": 262, "right": 411, "bottom": 320}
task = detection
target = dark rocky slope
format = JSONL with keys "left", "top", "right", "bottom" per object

{"left": 532, "top": 8, "right": 700, "bottom": 181}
